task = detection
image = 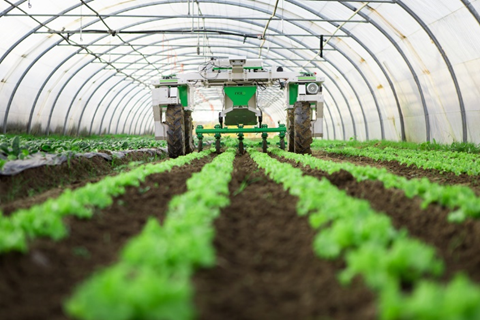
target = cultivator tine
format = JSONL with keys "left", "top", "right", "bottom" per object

{"left": 197, "top": 129, "right": 204, "bottom": 152}
{"left": 261, "top": 126, "right": 268, "bottom": 153}
{"left": 238, "top": 131, "right": 244, "bottom": 155}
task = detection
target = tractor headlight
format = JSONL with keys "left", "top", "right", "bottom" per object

{"left": 306, "top": 82, "right": 320, "bottom": 94}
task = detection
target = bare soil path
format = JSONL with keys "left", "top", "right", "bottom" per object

{"left": 193, "top": 153, "right": 376, "bottom": 320}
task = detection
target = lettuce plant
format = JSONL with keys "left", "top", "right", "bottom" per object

{"left": 318, "top": 144, "right": 480, "bottom": 176}
{"left": 250, "top": 148, "right": 480, "bottom": 320}
{"left": 0, "top": 149, "right": 212, "bottom": 253}
{"left": 271, "top": 148, "right": 480, "bottom": 222}
{"left": 66, "top": 149, "right": 236, "bottom": 320}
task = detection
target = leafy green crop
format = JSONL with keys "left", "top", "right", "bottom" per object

{"left": 271, "top": 148, "right": 480, "bottom": 222}
{"left": 0, "top": 150, "right": 211, "bottom": 254}
{"left": 249, "top": 148, "right": 480, "bottom": 320}
{"left": 312, "top": 138, "right": 480, "bottom": 154}
{"left": 313, "top": 140, "right": 480, "bottom": 176}
{"left": 0, "top": 134, "right": 166, "bottom": 169}
{"left": 66, "top": 149, "right": 236, "bottom": 320}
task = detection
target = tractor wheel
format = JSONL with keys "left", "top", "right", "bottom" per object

{"left": 166, "top": 104, "right": 185, "bottom": 158}
{"left": 184, "top": 110, "right": 195, "bottom": 154}
{"left": 262, "top": 139, "right": 268, "bottom": 153}
{"left": 215, "top": 139, "right": 221, "bottom": 154}
{"left": 294, "top": 101, "right": 312, "bottom": 154}
{"left": 287, "top": 108, "right": 295, "bottom": 152}
{"left": 280, "top": 138, "right": 285, "bottom": 150}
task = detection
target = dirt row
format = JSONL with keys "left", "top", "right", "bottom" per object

{"left": 275, "top": 154, "right": 480, "bottom": 284}
{"left": 1, "top": 150, "right": 480, "bottom": 319}
{"left": 0, "top": 151, "right": 165, "bottom": 214}
{"left": 0, "top": 155, "right": 213, "bottom": 320}
{"left": 312, "top": 150, "right": 480, "bottom": 195}
{"left": 0, "top": 153, "right": 377, "bottom": 320}
{"left": 193, "top": 154, "right": 376, "bottom": 320}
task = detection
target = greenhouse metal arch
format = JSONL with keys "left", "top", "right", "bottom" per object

{"left": 1, "top": 0, "right": 480, "bottom": 143}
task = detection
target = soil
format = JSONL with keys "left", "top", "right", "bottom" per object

{"left": 0, "top": 151, "right": 165, "bottom": 208}
{"left": 193, "top": 153, "right": 376, "bottom": 320}
{"left": 0, "top": 155, "right": 214, "bottom": 320}
{"left": 2, "top": 148, "right": 480, "bottom": 320}
{"left": 312, "top": 150, "right": 480, "bottom": 196}
{"left": 275, "top": 154, "right": 480, "bottom": 284}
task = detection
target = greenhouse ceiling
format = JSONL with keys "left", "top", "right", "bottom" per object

{"left": 1, "top": 0, "right": 480, "bottom": 143}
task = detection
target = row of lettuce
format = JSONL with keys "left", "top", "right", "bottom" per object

{"left": 253, "top": 148, "right": 480, "bottom": 320}
{"left": 270, "top": 148, "right": 480, "bottom": 222}
{"left": 313, "top": 139, "right": 480, "bottom": 176}
{"left": 65, "top": 149, "right": 236, "bottom": 320}
{"left": 312, "top": 138, "right": 480, "bottom": 154}
{"left": 0, "top": 149, "right": 210, "bottom": 253}
{"left": 0, "top": 134, "right": 166, "bottom": 168}
{"left": 3, "top": 144, "right": 480, "bottom": 319}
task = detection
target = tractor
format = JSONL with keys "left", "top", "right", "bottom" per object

{"left": 151, "top": 57, "right": 324, "bottom": 157}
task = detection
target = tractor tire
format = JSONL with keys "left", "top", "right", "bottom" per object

{"left": 280, "top": 138, "right": 285, "bottom": 150}
{"left": 184, "top": 110, "right": 195, "bottom": 154}
{"left": 287, "top": 108, "right": 295, "bottom": 152}
{"left": 262, "top": 139, "right": 268, "bottom": 153}
{"left": 215, "top": 139, "right": 221, "bottom": 154}
{"left": 239, "top": 140, "right": 244, "bottom": 155}
{"left": 294, "top": 101, "right": 312, "bottom": 154}
{"left": 166, "top": 104, "right": 185, "bottom": 158}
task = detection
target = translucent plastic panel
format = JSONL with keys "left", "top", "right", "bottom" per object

{"left": 1, "top": 0, "right": 480, "bottom": 143}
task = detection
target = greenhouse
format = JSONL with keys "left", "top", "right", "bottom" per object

{"left": 2, "top": 1, "right": 480, "bottom": 319}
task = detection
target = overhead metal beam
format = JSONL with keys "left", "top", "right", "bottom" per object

{"left": 5, "top": 13, "right": 367, "bottom": 23}
{"left": 35, "top": 30, "right": 350, "bottom": 38}
{"left": 56, "top": 44, "right": 336, "bottom": 51}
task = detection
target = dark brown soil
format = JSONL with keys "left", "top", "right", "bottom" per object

{"left": 193, "top": 153, "right": 376, "bottom": 320}
{"left": 276, "top": 154, "right": 480, "bottom": 284}
{"left": 0, "top": 155, "right": 213, "bottom": 320}
{"left": 312, "top": 150, "right": 480, "bottom": 196}
{"left": 0, "top": 151, "right": 165, "bottom": 208}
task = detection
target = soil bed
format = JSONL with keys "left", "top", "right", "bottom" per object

{"left": 0, "top": 151, "right": 164, "bottom": 208}
{"left": 193, "top": 153, "right": 376, "bottom": 320}
{"left": 0, "top": 155, "right": 213, "bottom": 320}
{"left": 276, "top": 154, "right": 480, "bottom": 284}
{"left": 312, "top": 150, "right": 480, "bottom": 196}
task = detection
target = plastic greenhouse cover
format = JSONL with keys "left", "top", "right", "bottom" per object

{"left": 1, "top": 1, "right": 480, "bottom": 143}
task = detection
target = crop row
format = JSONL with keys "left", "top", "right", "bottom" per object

{"left": 313, "top": 140, "right": 480, "bottom": 176}
{"left": 270, "top": 148, "right": 480, "bottom": 222}
{"left": 250, "top": 148, "right": 480, "bottom": 319}
{"left": 0, "top": 134, "right": 166, "bottom": 168}
{"left": 312, "top": 139, "right": 480, "bottom": 154}
{"left": 0, "top": 149, "right": 211, "bottom": 253}
{"left": 65, "top": 149, "right": 236, "bottom": 320}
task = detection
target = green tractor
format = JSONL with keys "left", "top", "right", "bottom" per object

{"left": 151, "top": 57, "right": 324, "bottom": 157}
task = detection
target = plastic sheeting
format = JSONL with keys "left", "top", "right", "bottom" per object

{"left": 0, "top": 148, "right": 167, "bottom": 175}
{"left": 1, "top": 0, "right": 480, "bottom": 144}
